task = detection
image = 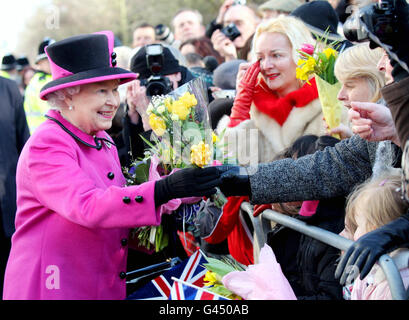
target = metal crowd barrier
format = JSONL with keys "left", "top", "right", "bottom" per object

{"left": 240, "top": 201, "right": 409, "bottom": 300}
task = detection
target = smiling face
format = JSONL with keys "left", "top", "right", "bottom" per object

{"left": 62, "top": 80, "right": 121, "bottom": 136}
{"left": 255, "top": 32, "right": 300, "bottom": 97}
{"left": 337, "top": 77, "right": 373, "bottom": 108}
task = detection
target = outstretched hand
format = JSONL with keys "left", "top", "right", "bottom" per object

{"left": 335, "top": 213, "right": 409, "bottom": 285}
{"left": 154, "top": 167, "right": 222, "bottom": 206}
{"left": 215, "top": 165, "right": 252, "bottom": 197}
{"left": 348, "top": 101, "right": 400, "bottom": 145}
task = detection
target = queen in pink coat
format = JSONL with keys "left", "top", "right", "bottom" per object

{"left": 2, "top": 31, "right": 221, "bottom": 300}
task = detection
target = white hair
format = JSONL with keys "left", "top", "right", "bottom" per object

{"left": 46, "top": 85, "right": 81, "bottom": 110}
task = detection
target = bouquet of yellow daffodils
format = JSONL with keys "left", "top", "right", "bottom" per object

{"left": 296, "top": 33, "right": 344, "bottom": 139}
{"left": 125, "top": 77, "right": 228, "bottom": 253}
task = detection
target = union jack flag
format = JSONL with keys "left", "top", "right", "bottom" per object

{"left": 127, "top": 250, "right": 207, "bottom": 300}
{"left": 169, "top": 277, "right": 230, "bottom": 300}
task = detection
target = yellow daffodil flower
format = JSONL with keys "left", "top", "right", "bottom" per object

{"left": 203, "top": 271, "right": 218, "bottom": 287}
{"left": 296, "top": 67, "right": 309, "bottom": 82}
{"left": 305, "top": 56, "right": 317, "bottom": 70}
{"left": 323, "top": 48, "right": 337, "bottom": 59}
{"left": 171, "top": 100, "right": 190, "bottom": 120}
{"left": 212, "top": 132, "right": 219, "bottom": 143}
{"left": 149, "top": 114, "right": 167, "bottom": 136}
{"left": 164, "top": 98, "right": 173, "bottom": 113}
{"left": 191, "top": 141, "right": 211, "bottom": 167}
{"left": 179, "top": 92, "right": 198, "bottom": 109}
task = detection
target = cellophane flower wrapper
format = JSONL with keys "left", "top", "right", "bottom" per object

{"left": 143, "top": 77, "right": 229, "bottom": 248}
{"left": 147, "top": 77, "right": 213, "bottom": 171}
{"left": 222, "top": 244, "right": 297, "bottom": 300}
{"left": 315, "top": 76, "right": 343, "bottom": 140}
{"left": 295, "top": 31, "right": 343, "bottom": 140}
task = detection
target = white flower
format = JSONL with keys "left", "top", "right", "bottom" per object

{"left": 171, "top": 114, "right": 179, "bottom": 121}
{"left": 157, "top": 105, "right": 166, "bottom": 114}
{"left": 146, "top": 104, "right": 154, "bottom": 115}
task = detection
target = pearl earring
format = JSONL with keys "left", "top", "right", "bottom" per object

{"left": 68, "top": 105, "right": 73, "bottom": 111}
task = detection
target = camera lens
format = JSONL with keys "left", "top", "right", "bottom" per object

{"left": 146, "top": 81, "right": 167, "bottom": 96}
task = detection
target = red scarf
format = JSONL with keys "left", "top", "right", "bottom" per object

{"left": 253, "top": 77, "right": 318, "bottom": 126}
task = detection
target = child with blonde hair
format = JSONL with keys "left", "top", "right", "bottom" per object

{"left": 341, "top": 173, "right": 409, "bottom": 300}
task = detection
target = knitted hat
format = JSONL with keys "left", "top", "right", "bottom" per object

{"left": 290, "top": 1, "right": 344, "bottom": 41}
{"left": 259, "top": 0, "right": 302, "bottom": 13}
{"left": 39, "top": 31, "right": 137, "bottom": 100}
{"left": 213, "top": 59, "right": 246, "bottom": 90}
{"left": 129, "top": 44, "right": 180, "bottom": 79}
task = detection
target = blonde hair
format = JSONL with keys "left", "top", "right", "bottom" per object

{"left": 345, "top": 173, "right": 409, "bottom": 236}
{"left": 335, "top": 43, "right": 385, "bottom": 102}
{"left": 251, "top": 15, "right": 315, "bottom": 65}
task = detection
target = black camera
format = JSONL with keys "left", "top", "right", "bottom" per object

{"left": 155, "top": 24, "right": 175, "bottom": 45}
{"left": 140, "top": 44, "right": 173, "bottom": 97}
{"left": 343, "top": 0, "right": 397, "bottom": 45}
{"left": 221, "top": 23, "right": 241, "bottom": 42}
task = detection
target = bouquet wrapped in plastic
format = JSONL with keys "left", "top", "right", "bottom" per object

{"left": 296, "top": 34, "right": 344, "bottom": 140}
{"left": 222, "top": 244, "right": 297, "bottom": 300}
{"left": 124, "top": 77, "right": 229, "bottom": 253}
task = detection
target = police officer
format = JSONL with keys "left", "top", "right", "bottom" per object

{"left": 0, "top": 54, "right": 17, "bottom": 80}
{"left": 23, "top": 38, "right": 55, "bottom": 134}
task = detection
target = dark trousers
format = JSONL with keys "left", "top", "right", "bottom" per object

{"left": 0, "top": 209, "right": 11, "bottom": 300}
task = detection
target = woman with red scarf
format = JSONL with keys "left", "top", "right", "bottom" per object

{"left": 204, "top": 16, "right": 333, "bottom": 265}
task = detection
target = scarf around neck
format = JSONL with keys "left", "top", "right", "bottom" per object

{"left": 253, "top": 77, "right": 318, "bottom": 126}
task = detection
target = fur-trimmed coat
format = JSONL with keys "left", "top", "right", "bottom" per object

{"left": 218, "top": 98, "right": 327, "bottom": 166}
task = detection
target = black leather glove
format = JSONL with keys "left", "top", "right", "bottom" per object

{"left": 335, "top": 212, "right": 409, "bottom": 285}
{"left": 215, "top": 165, "right": 252, "bottom": 197}
{"left": 154, "top": 166, "right": 221, "bottom": 206}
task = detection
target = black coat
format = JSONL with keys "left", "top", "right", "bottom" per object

{"left": 0, "top": 77, "right": 30, "bottom": 237}
{"left": 267, "top": 196, "right": 346, "bottom": 300}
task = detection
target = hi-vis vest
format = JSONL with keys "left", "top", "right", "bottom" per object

{"left": 24, "top": 71, "right": 52, "bottom": 134}
{"left": 0, "top": 70, "right": 11, "bottom": 79}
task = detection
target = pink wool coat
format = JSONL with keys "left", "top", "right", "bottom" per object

{"left": 3, "top": 110, "right": 162, "bottom": 300}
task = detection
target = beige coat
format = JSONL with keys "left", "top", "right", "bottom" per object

{"left": 218, "top": 98, "right": 330, "bottom": 166}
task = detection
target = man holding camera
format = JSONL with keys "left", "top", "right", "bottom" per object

{"left": 208, "top": 0, "right": 260, "bottom": 61}
{"left": 122, "top": 44, "right": 195, "bottom": 166}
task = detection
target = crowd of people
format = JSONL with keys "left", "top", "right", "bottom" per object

{"left": 1, "top": 0, "right": 409, "bottom": 300}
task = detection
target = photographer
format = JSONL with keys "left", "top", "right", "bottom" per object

{"left": 207, "top": 0, "right": 260, "bottom": 61}
{"left": 122, "top": 44, "right": 195, "bottom": 166}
